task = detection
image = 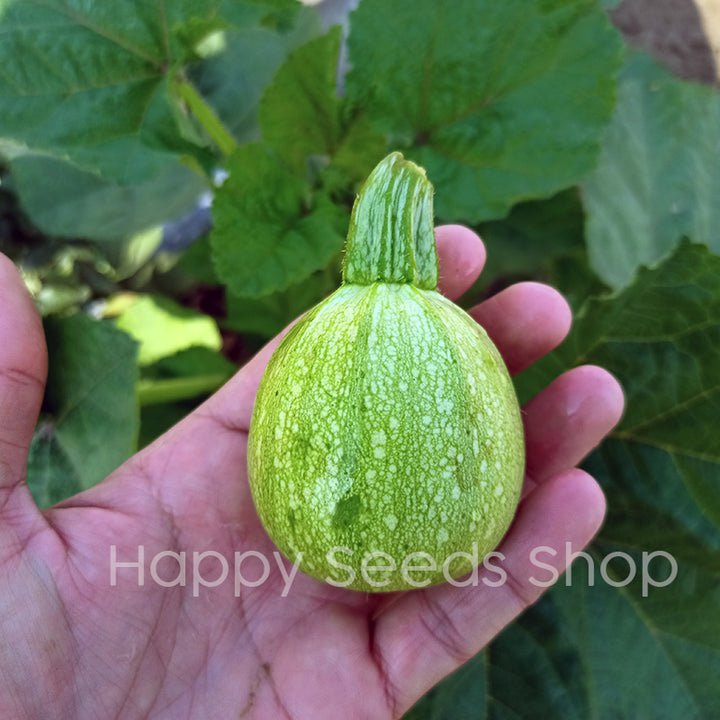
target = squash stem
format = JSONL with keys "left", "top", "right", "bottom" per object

{"left": 342, "top": 153, "right": 438, "bottom": 290}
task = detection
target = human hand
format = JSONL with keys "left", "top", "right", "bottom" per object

{"left": 0, "top": 226, "right": 623, "bottom": 719}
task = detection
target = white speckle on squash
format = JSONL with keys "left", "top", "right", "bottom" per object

{"left": 385, "top": 514, "right": 398, "bottom": 531}
{"left": 371, "top": 429, "right": 386, "bottom": 446}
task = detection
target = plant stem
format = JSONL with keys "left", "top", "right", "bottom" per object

{"left": 175, "top": 77, "right": 238, "bottom": 157}
{"left": 136, "top": 373, "right": 230, "bottom": 407}
{"left": 343, "top": 152, "right": 438, "bottom": 290}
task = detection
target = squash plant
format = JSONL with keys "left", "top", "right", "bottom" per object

{"left": 0, "top": 0, "right": 718, "bottom": 717}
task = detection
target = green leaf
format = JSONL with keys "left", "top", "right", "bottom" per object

{"left": 479, "top": 190, "right": 585, "bottom": 277}
{"left": 187, "top": 27, "right": 294, "bottom": 145}
{"left": 27, "top": 314, "right": 139, "bottom": 508}
{"left": 210, "top": 143, "right": 346, "bottom": 297}
{"left": 7, "top": 154, "right": 206, "bottom": 242}
{"left": 259, "top": 27, "right": 343, "bottom": 171}
{"left": 138, "top": 400, "right": 197, "bottom": 451}
{"left": 103, "top": 228, "right": 165, "bottom": 280}
{"left": 258, "top": 26, "right": 386, "bottom": 185}
{"left": 114, "top": 294, "right": 222, "bottom": 366}
{"left": 224, "top": 264, "right": 339, "bottom": 338}
{"left": 346, "top": 0, "right": 624, "bottom": 223}
{"left": 175, "top": 235, "right": 220, "bottom": 285}
{"left": 27, "top": 426, "right": 84, "bottom": 510}
{"left": 187, "top": 9, "right": 321, "bottom": 144}
{"left": 403, "top": 652, "right": 488, "bottom": 719}
{"left": 0, "top": 0, "right": 223, "bottom": 184}
{"left": 517, "top": 241, "right": 720, "bottom": 525}
{"left": 137, "top": 346, "right": 235, "bottom": 406}
{"left": 322, "top": 106, "right": 388, "bottom": 192}
{"left": 474, "top": 189, "right": 607, "bottom": 308}
{"left": 148, "top": 346, "right": 236, "bottom": 379}
{"left": 583, "top": 52, "right": 720, "bottom": 288}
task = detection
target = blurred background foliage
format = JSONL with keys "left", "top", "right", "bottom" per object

{"left": 1, "top": 0, "right": 719, "bottom": 717}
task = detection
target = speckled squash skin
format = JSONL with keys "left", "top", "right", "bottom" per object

{"left": 248, "top": 154, "right": 524, "bottom": 591}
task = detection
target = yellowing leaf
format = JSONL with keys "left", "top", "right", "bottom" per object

{"left": 115, "top": 295, "right": 222, "bottom": 366}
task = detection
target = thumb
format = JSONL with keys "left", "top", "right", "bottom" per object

{"left": 0, "top": 253, "right": 47, "bottom": 522}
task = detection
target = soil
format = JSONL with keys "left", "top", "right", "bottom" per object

{"left": 612, "top": 0, "right": 719, "bottom": 87}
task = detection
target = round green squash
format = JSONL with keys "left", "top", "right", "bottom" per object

{"left": 248, "top": 153, "right": 524, "bottom": 591}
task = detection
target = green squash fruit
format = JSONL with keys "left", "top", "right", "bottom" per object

{"left": 248, "top": 153, "right": 524, "bottom": 591}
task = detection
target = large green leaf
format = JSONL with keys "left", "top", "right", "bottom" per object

{"left": 0, "top": 0, "right": 227, "bottom": 184}
{"left": 516, "top": 241, "right": 720, "bottom": 525}
{"left": 27, "top": 313, "right": 139, "bottom": 508}
{"left": 474, "top": 189, "right": 608, "bottom": 309}
{"left": 7, "top": 154, "right": 206, "bottom": 242}
{"left": 516, "top": 242, "right": 720, "bottom": 526}
{"left": 258, "top": 26, "right": 386, "bottom": 184}
{"left": 583, "top": 52, "right": 720, "bottom": 288}
{"left": 346, "top": 0, "right": 624, "bottom": 223}
{"left": 407, "top": 242, "right": 720, "bottom": 718}
{"left": 259, "top": 27, "right": 344, "bottom": 172}
{"left": 210, "top": 143, "right": 346, "bottom": 297}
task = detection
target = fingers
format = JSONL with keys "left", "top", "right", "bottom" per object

{"left": 523, "top": 365, "right": 624, "bottom": 492}
{"left": 374, "top": 468, "right": 606, "bottom": 716}
{"left": 435, "top": 225, "right": 486, "bottom": 300}
{"left": 0, "top": 253, "right": 47, "bottom": 516}
{"left": 469, "top": 282, "right": 572, "bottom": 376}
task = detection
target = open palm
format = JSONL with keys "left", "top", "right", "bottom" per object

{"left": 0, "top": 226, "right": 623, "bottom": 720}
